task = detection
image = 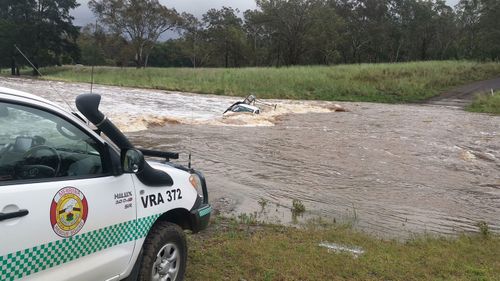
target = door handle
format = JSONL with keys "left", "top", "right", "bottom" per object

{"left": 0, "top": 209, "right": 29, "bottom": 221}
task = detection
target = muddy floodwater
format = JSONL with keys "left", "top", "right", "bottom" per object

{"left": 1, "top": 77, "right": 499, "bottom": 238}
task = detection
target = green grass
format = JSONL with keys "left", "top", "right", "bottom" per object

{"left": 28, "top": 61, "right": 500, "bottom": 103}
{"left": 467, "top": 92, "right": 500, "bottom": 114}
{"left": 186, "top": 218, "right": 500, "bottom": 281}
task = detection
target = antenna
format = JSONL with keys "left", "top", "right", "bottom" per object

{"left": 188, "top": 93, "right": 194, "bottom": 170}
{"left": 90, "top": 19, "right": 99, "bottom": 94}
{"left": 90, "top": 66, "right": 95, "bottom": 94}
{"left": 14, "top": 45, "right": 42, "bottom": 77}
{"left": 14, "top": 44, "right": 75, "bottom": 111}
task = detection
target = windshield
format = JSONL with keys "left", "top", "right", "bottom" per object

{"left": 0, "top": 102, "right": 107, "bottom": 181}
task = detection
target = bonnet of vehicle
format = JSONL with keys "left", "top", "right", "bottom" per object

{"left": 74, "top": 93, "right": 210, "bottom": 225}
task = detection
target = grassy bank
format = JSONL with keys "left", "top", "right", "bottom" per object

{"left": 186, "top": 218, "right": 500, "bottom": 281}
{"left": 467, "top": 91, "right": 500, "bottom": 114}
{"left": 35, "top": 61, "right": 500, "bottom": 103}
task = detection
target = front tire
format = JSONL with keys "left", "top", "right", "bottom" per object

{"left": 138, "top": 221, "right": 187, "bottom": 281}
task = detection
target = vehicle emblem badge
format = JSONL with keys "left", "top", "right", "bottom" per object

{"left": 50, "top": 187, "right": 88, "bottom": 238}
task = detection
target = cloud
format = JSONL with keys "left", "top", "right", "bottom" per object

{"left": 72, "top": 0, "right": 257, "bottom": 27}
{"left": 72, "top": 0, "right": 460, "bottom": 28}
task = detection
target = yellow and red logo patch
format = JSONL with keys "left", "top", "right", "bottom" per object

{"left": 50, "top": 187, "right": 88, "bottom": 238}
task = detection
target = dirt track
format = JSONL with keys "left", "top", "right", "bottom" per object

{"left": 0, "top": 76, "right": 499, "bottom": 238}
{"left": 426, "top": 76, "right": 500, "bottom": 108}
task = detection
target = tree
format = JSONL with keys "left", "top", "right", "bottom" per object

{"left": 77, "top": 23, "right": 135, "bottom": 66}
{"left": 336, "top": 0, "right": 391, "bottom": 63}
{"left": 303, "top": 0, "right": 344, "bottom": 64}
{"left": 456, "top": 0, "right": 482, "bottom": 58}
{"left": 432, "top": 0, "right": 457, "bottom": 60}
{"left": 202, "top": 7, "right": 247, "bottom": 67}
{"left": 89, "top": 0, "right": 180, "bottom": 67}
{"left": 72, "top": 0, "right": 499, "bottom": 67}
{"left": 178, "top": 12, "right": 209, "bottom": 67}
{"left": 148, "top": 40, "right": 192, "bottom": 67}
{"left": 254, "top": 0, "right": 320, "bottom": 66}
{"left": 477, "top": 0, "right": 500, "bottom": 60}
{"left": 243, "top": 9, "right": 268, "bottom": 66}
{"left": 0, "top": 0, "right": 80, "bottom": 75}
{"left": 77, "top": 24, "right": 108, "bottom": 66}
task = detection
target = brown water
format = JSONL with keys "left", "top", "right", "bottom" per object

{"left": 128, "top": 103, "right": 500, "bottom": 237}
{"left": 2, "top": 77, "right": 499, "bottom": 238}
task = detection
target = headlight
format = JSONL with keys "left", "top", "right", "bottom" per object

{"left": 189, "top": 174, "right": 203, "bottom": 195}
{"left": 189, "top": 171, "right": 208, "bottom": 204}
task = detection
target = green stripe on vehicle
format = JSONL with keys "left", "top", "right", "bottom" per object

{"left": 0, "top": 214, "right": 160, "bottom": 281}
{"left": 199, "top": 206, "right": 212, "bottom": 217}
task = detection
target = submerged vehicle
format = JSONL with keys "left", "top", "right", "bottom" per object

{"left": 223, "top": 95, "right": 277, "bottom": 116}
{"left": 0, "top": 87, "right": 211, "bottom": 281}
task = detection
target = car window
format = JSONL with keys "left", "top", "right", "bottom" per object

{"left": 233, "top": 105, "right": 255, "bottom": 113}
{"left": 0, "top": 102, "right": 106, "bottom": 182}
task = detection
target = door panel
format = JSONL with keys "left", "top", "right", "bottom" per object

{"left": 0, "top": 175, "right": 136, "bottom": 281}
{"left": 0, "top": 99, "right": 138, "bottom": 280}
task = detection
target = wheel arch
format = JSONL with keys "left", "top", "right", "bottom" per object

{"left": 124, "top": 211, "right": 191, "bottom": 281}
{"left": 153, "top": 208, "right": 193, "bottom": 232}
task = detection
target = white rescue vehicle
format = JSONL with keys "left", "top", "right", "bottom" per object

{"left": 0, "top": 87, "right": 211, "bottom": 281}
{"left": 223, "top": 95, "right": 277, "bottom": 116}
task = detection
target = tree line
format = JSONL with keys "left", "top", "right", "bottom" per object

{"left": 0, "top": 0, "right": 79, "bottom": 74}
{"left": 1, "top": 0, "right": 499, "bottom": 72}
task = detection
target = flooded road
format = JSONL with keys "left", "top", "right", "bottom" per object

{"left": 1, "top": 76, "right": 499, "bottom": 237}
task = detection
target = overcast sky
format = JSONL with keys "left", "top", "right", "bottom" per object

{"left": 72, "top": 0, "right": 257, "bottom": 26}
{"left": 72, "top": 0, "right": 459, "bottom": 27}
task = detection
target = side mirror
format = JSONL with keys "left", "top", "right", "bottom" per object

{"left": 121, "top": 149, "right": 145, "bottom": 173}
